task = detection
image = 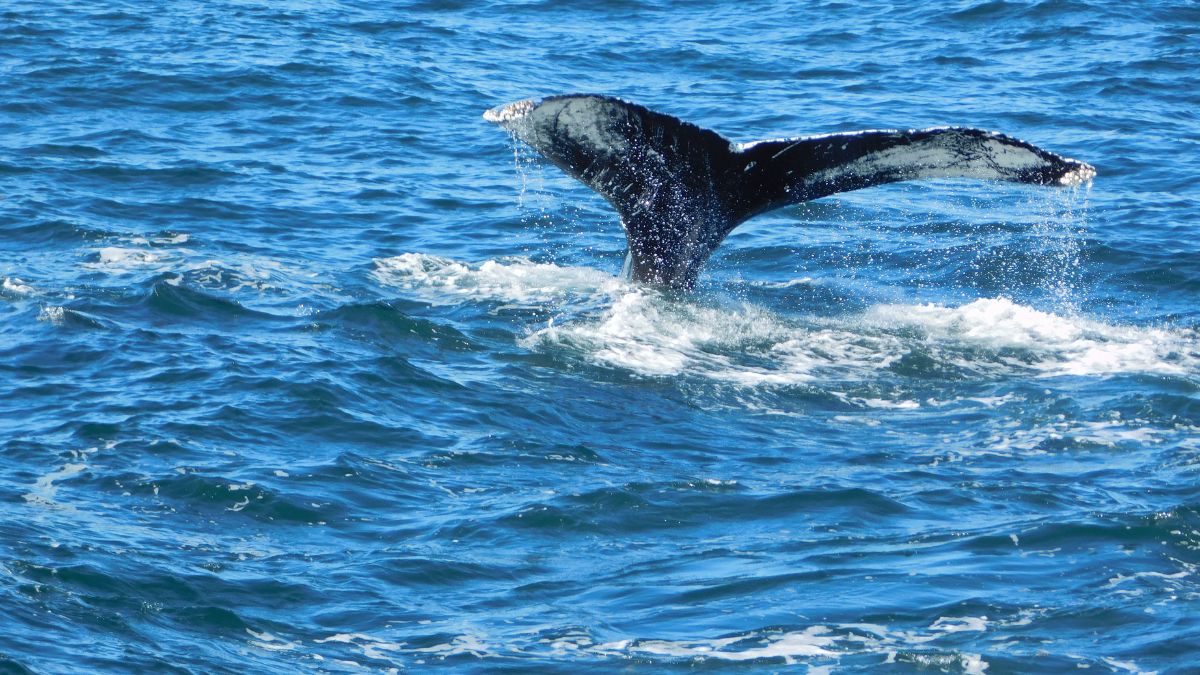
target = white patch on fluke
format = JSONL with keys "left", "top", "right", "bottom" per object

{"left": 806, "top": 135, "right": 1040, "bottom": 186}
{"left": 738, "top": 128, "right": 1095, "bottom": 189}
{"left": 483, "top": 98, "right": 535, "bottom": 124}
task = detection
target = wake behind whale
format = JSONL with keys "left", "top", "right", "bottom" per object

{"left": 485, "top": 94, "right": 1095, "bottom": 289}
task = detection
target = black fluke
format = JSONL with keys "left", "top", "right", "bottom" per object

{"left": 485, "top": 94, "right": 1095, "bottom": 289}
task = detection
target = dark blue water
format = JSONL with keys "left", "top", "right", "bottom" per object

{"left": 2, "top": 1, "right": 1198, "bottom": 672}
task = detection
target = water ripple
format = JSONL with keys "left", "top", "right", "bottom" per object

{"left": 1, "top": 0, "right": 1197, "bottom": 671}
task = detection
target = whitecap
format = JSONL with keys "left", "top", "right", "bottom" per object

{"left": 372, "top": 252, "right": 622, "bottom": 306}
{"left": 589, "top": 618, "right": 1002, "bottom": 667}
{"left": 88, "top": 246, "right": 167, "bottom": 272}
{"left": 379, "top": 253, "right": 1198, "bottom": 388}
{"left": 2, "top": 277, "right": 35, "bottom": 296}
{"left": 23, "top": 462, "right": 88, "bottom": 509}
{"left": 862, "top": 297, "right": 1196, "bottom": 378}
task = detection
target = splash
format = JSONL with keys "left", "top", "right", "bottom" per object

{"left": 372, "top": 252, "right": 622, "bottom": 306}
{"left": 533, "top": 293, "right": 1196, "bottom": 384}
{"left": 863, "top": 298, "right": 1193, "bottom": 377}
{"left": 381, "top": 254, "right": 1197, "bottom": 388}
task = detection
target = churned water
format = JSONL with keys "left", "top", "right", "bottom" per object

{"left": 2, "top": 1, "right": 1198, "bottom": 672}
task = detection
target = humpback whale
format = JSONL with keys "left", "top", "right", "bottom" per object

{"left": 484, "top": 95, "right": 1095, "bottom": 289}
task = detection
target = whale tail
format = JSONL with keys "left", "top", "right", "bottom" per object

{"left": 484, "top": 95, "right": 1095, "bottom": 289}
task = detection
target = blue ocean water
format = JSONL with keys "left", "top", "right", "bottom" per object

{"left": 2, "top": 0, "right": 1198, "bottom": 671}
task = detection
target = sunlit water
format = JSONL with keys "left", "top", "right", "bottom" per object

{"left": 2, "top": 1, "right": 1198, "bottom": 672}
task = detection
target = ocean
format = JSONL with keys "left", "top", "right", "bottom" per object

{"left": 1, "top": 1, "right": 1198, "bottom": 672}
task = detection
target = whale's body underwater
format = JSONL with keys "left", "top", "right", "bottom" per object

{"left": 485, "top": 95, "right": 1095, "bottom": 289}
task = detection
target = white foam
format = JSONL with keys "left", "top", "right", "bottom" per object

{"left": 929, "top": 616, "right": 989, "bottom": 634}
{"left": 83, "top": 244, "right": 185, "bottom": 279}
{"left": 611, "top": 626, "right": 838, "bottom": 664}
{"left": 862, "top": 298, "right": 1197, "bottom": 378}
{"left": 314, "top": 632, "right": 406, "bottom": 661}
{"left": 1106, "top": 568, "right": 1191, "bottom": 588}
{"left": 745, "top": 128, "right": 1096, "bottom": 189}
{"left": 246, "top": 628, "right": 300, "bottom": 653}
{"left": 409, "top": 634, "right": 493, "bottom": 659}
{"left": 78, "top": 237, "right": 302, "bottom": 296}
{"left": 383, "top": 254, "right": 1197, "bottom": 388}
{"left": 525, "top": 289, "right": 810, "bottom": 382}
{"left": 2, "top": 277, "right": 35, "bottom": 296}
{"left": 372, "top": 253, "right": 622, "bottom": 305}
{"left": 259, "top": 612, "right": 1143, "bottom": 670}
{"left": 532, "top": 291, "right": 1192, "bottom": 386}
{"left": 89, "top": 246, "right": 167, "bottom": 271}
{"left": 592, "top": 617, "right": 1001, "bottom": 667}
{"left": 752, "top": 276, "right": 816, "bottom": 289}
{"left": 940, "top": 410, "right": 1176, "bottom": 457}
{"left": 23, "top": 462, "right": 87, "bottom": 509}
{"left": 1100, "top": 656, "right": 1154, "bottom": 674}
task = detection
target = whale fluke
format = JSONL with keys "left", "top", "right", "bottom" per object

{"left": 485, "top": 94, "right": 1095, "bottom": 289}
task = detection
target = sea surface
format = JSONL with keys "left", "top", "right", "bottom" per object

{"left": 2, "top": 1, "right": 1198, "bottom": 672}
